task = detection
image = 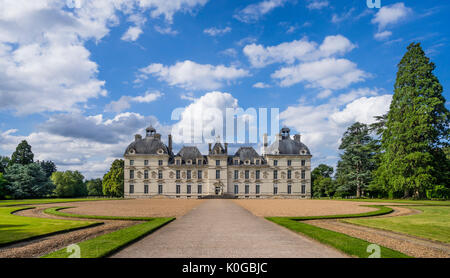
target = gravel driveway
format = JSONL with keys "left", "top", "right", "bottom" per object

{"left": 111, "top": 200, "right": 347, "bottom": 258}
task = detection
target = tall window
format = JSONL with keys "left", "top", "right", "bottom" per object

{"left": 273, "top": 170, "right": 278, "bottom": 180}
{"left": 216, "top": 170, "right": 220, "bottom": 179}
{"left": 198, "top": 170, "right": 202, "bottom": 179}
{"left": 158, "top": 170, "right": 163, "bottom": 179}
{"left": 256, "top": 170, "right": 260, "bottom": 180}
{"left": 287, "top": 170, "right": 291, "bottom": 179}
{"left": 255, "top": 160, "right": 260, "bottom": 165}
{"left": 187, "top": 184, "right": 191, "bottom": 194}
{"left": 273, "top": 184, "right": 278, "bottom": 195}
{"left": 158, "top": 160, "right": 162, "bottom": 166}
{"left": 245, "top": 184, "right": 249, "bottom": 194}
{"left": 144, "top": 170, "right": 149, "bottom": 179}
{"left": 287, "top": 184, "right": 292, "bottom": 194}
{"left": 287, "top": 160, "right": 292, "bottom": 166}
{"left": 130, "top": 170, "right": 134, "bottom": 179}
{"left": 216, "top": 160, "right": 220, "bottom": 166}
{"left": 187, "top": 170, "right": 191, "bottom": 179}
{"left": 234, "top": 170, "right": 239, "bottom": 180}
{"left": 256, "top": 184, "right": 260, "bottom": 194}
{"left": 301, "top": 160, "right": 306, "bottom": 166}
{"left": 144, "top": 184, "right": 149, "bottom": 194}
{"left": 234, "top": 160, "right": 239, "bottom": 165}
{"left": 129, "top": 184, "right": 134, "bottom": 194}
{"left": 176, "top": 159, "right": 181, "bottom": 165}
{"left": 130, "top": 160, "right": 134, "bottom": 166}
{"left": 198, "top": 184, "right": 202, "bottom": 194}
{"left": 144, "top": 160, "right": 149, "bottom": 166}
{"left": 158, "top": 184, "right": 163, "bottom": 194}
{"left": 301, "top": 184, "right": 306, "bottom": 194}
{"left": 245, "top": 170, "right": 249, "bottom": 179}
{"left": 301, "top": 170, "right": 305, "bottom": 179}
{"left": 234, "top": 184, "right": 239, "bottom": 194}
{"left": 176, "top": 170, "right": 180, "bottom": 179}
{"left": 176, "top": 184, "right": 181, "bottom": 194}
{"left": 198, "top": 159, "right": 202, "bottom": 165}
{"left": 273, "top": 160, "right": 278, "bottom": 166}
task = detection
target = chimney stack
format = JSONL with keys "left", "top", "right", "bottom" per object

{"left": 294, "top": 134, "right": 301, "bottom": 142}
{"left": 135, "top": 134, "right": 142, "bottom": 142}
{"left": 224, "top": 143, "right": 228, "bottom": 154}
{"left": 262, "top": 133, "right": 268, "bottom": 155}
{"left": 208, "top": 143, "right": 212, "bottom": 154}
{"left": 168, "top": 134, "right": 173, "bottom": 153}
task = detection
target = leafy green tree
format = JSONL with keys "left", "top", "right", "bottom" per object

{"left": 102, "top": 159, "right": 124, "bottom": 197}
{"left": 86, "top": 178, "right": 103, "bottom": 196}
{"left": 0, "top": 173, "right": 8, "bottom": 199}
{"left": 335, "top": 122, "right": 376, "bottom": 197}
{"left": 10, "top": 140, "right": 34, "bottom": 166}
{"left": 311, "top": 164, "right": 335, "bottom": 197}
{"left": 4, "top": 163, "right": 54, "bottom": 198}
{"left": 375, "top": 43, "right": 449, "bottom": 199}
{"left": 0, "top": 156, "right": 10, "bottom": 173}
{"left": 51, "top": 171, "right": 87, "bottom": 197}
{"left": 37, "top": 160, "right": 57, "bottom": 178}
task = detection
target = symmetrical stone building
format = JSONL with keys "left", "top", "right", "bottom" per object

{"left": 123, "top": 126, "right": 312, "bottom": 198}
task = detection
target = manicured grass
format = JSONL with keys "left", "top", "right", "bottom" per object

{"left": 44, "top": 207, "right": 156, "bottom": 221}
{"left": 42, "top": 217, "right": 174, "bottom": 258}
{"left": 266, "top": 205, "right": 411, "bottom": 258}
{"left": 0, "top": 207, "right": 99, "bottom": 246}
{"left": 0, "top": 198, "right": 120, "bottom": 207}
{"left": 320, "top": 198, "right": 450, "bottom": 206}
{"left": 345, "top": 206, "right": 450, "bottom": 243}
{"left": 267, "top": 217, "right": 410, "bottom": 258}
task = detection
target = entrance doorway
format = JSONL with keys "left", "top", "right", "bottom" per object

{"left": 215, "top": 186, "right": 221, "bottom": 195}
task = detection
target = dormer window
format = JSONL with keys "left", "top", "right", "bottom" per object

{"left": 234, "top": 160, "right": 239, "bottom": 165}
{"left": 198, "top": 159, "right": 202, "bottom": 165}
{"left": 129, "top": 149, "right": 135, "bottom": 154}
{"left": 176, "top": 159, "right": 181, "bottom": 165}
{"left": 255, "top": 160, "right": 260, "bottom": 165}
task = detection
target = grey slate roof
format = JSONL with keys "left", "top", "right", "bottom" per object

{"left": 266, "top": 136, "right": 311, "bottom": 155}
{"left": 176, "top": 146, "right": 203, "bottom": 161}
{"left": 234, "top": 147, "right": 261, "bottom": 161}
{"left": 124, "top": 136, "right": 169, "bottom": 155}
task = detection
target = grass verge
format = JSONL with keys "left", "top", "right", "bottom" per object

{"left": 44, "top": 207, "right": 156, "bottom": 221}
{"left": 0, "top": 198, "right": 120, "bottom": 207}
{"left": 266, "top": 205, "right": 411, "bottom": 258}
{"left": 344, "top": 206, "right": 450, "bottom": 243}
{"left": 0, "top": 207, "right": 99, "bottom": 246}
{"left": 42, "top": 217, "right": 174, "bottom": 258}
{"left": 317, "top": 198, "right": 450, "bottom": 206}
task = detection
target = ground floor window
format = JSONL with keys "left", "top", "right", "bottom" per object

{"left": 301, "top": 184, "right": 306, "bottom": 194}
{"left": 198, "top": 184, "right": 202, "bottom": 194}
{"left": 245, "top": 184, "right": 249, "bottom": 194}
{"left": 256, "top": 184, "right": 260, "bottom": 194}
{"left": 144, "top": 184, "right": 149, "bottom": 194}
{"left": 234, "top": 184, "right": 239, "bottom": 194}
{"left": 187, "top": 184, "right": 191, "bottom": 194}
{"left": 158, "top": 184, "right": 163, "bottom": 194}
{"left": 273, "top": 184, "right": 278, "bottom": 195}
{"left": 129, "top": 184, "right": 134, "bottom": 194}
{"left": 176, "top": 184, "right": 181, "bottom": 194}
{"left": 287, "top": 184, "right": 292, "bottom": 194}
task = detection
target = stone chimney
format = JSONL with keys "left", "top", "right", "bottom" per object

{"left": 208, "top": 143, "right": 212, "bottom": 154}
{"left": 154, "top": 133, "right": 161, "bottom": 140}
{"left": 135, "top": 134, "right": 142, "bottom": 141}
{"left": 168, "top": 134, "right": 173, "bottom": 153}
{"left": 224, "top": 143, "right": 228, "bottom": 154}
{"left": 294, "top": 134, "right": 301, "bottom": 142}
{"left": 262, "top": 133, "right": 268, "bottom": 155}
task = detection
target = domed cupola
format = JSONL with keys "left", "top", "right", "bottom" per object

{"left": 124, "top": 126, "right": 170, "bottom": 155}
{"left": 266, "top": 127, "right": 311, "bottom": 156}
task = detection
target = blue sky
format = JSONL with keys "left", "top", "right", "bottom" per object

{"left": 0, "top": 0, "right": 449, "bottom": 178}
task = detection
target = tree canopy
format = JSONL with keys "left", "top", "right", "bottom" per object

{"left": 102, "top": 159, "right": 124, "bottom": 197}
{"left": 38, "top": 160, "right": 57, "bottom": 178}
{"left": 10, "top": 140, "right": 34, "bottom": 166}
{"left": 51, "top": 171, "right": 87, "bottom": 197}
{"left": 86, "top": 178, "right": 103, "bottom": 196}
{"left": 4, "top": 163, "right": 54, "bottom": 199}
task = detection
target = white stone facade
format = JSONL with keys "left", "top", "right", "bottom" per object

{"left": 124, "top": 127, "right": 312, "bottom": 199}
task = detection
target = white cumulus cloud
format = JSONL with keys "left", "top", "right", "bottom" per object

{"left": 234, "top": 0, "right": 287, "bottom": 23}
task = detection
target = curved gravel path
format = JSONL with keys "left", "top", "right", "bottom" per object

{"left": 304, "top": 206, "right": 450, "bottom": 258}
{"left": 112, "top": 200, "right": 347, "bottom": 258}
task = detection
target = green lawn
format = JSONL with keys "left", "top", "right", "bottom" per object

{"left": 319, "top": 198, "right": 450, "bottom": 206}
{"left": 344, "top": 206, "right": 450, "bottom": 243}
{"left": 0, "top": 207, "right": 99, "bottom": 246}
{"left": 42, "top": 217, "right": 174, "bottom": 258}
{"left": 0, "top": 198, "right": 120, "bottom": 207}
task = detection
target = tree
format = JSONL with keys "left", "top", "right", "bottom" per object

{"left": 86, "top": 178, "right": 103, "bottom": 196}
{"left": 335, "top": 122, "right": 376, "bottom": 197}
{"left": 311, "top": 164, "right": 335, "bottom": 197}
{"left": 51, "top": 171, "right": 87, "bottom": 197}
{"left": 0, "top": 173, "right": 7, "bottom": 199}
{"left": 10, "top": 140, "right": 34, "bottom": 166}
{"left": 375, "top": 43, "right": 449, "bottom": 199}
{"left": 0, "top": 156, "right": 10, "bottom": 173}
{"left": 102, "top": 159, "right": 124, "bottom": 197}
{"left": 37, "top": 160, "right": 57, "bottom": 178}
{"left": 4, "top": 163, "right": 54, "bottom": 198}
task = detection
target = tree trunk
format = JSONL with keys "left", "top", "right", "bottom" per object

{"left": 403, "top": 188, "right": 410, "bottom": 198}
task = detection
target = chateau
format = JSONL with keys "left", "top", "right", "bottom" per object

{"left": 123, "top": 126, "right": 312, "bottom": 199}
